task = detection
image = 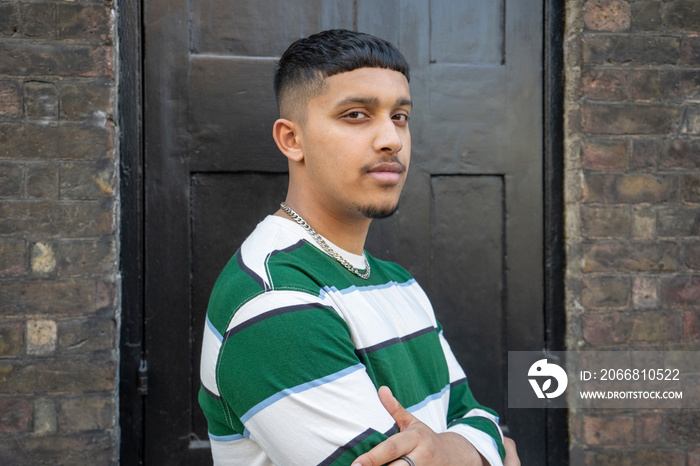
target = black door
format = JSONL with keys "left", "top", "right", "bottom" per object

{"left": 139, "top": 1, "right": 550, "bottom": 464}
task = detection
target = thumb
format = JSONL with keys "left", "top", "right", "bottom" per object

{"left": 377, "top": 386, "right": 416, "bottom": 431}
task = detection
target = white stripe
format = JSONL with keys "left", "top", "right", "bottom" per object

{"left": 439, "top": 333, "right": 468, "bottom": 382}
{"left": 200, "top": 318, "right": 223, "bottom": 397}
{"left": 240, "top": 364, "right": 365, "bottom": 424}
{"left": 463, "top": 408, "right": 504, "bottom": 441}
{"left": 448, "top": 423, "right": 504, "bottom": 466}
{"left": 405, "top": 385, "right": 450, "bottom": 432}
{"left": 320, "top": 280, "right": 437, "bottom": 351}
{"left": 239, "top": 218, "right": 307, "bottom": 290}
{"left": 209, "top": 436, "right": 273, "bottom": 466}
{"left": 225, "top": 290, "right": 331, "bottom": 335}
{"left": 245, "top": 367, "right": 395, "bottom": 466}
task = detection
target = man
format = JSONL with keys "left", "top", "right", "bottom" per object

{"left": 199, "top": 29, "right": 519, "bottom": 466}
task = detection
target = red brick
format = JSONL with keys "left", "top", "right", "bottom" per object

{"left": 59, "top": 239, "right": 114, "bottom": 277}
{"left": 583, "top": 35, "right": 680, "bottom": 65}
{"left": 0, "top": 124, "right": 113, "bottom": 161}
{"left": 685, "top": 241, "right": 700, "bottom": 269}
{"left": 628, "top": 70, "right": 659, "bottom": 101}
{"left": 666, "top": 412, "right": 700, "bottom": 445}
{"left": 0, "top": 322, "right": 23, "bottom": 357}
{"left": 689, "top": 449, "right": 700, "bottom": 466}
{"left": 582, "top": 139, "right": 628, "bottom": 170}
{"left": 583, "top": 0, "right": 631, "bottom": 31}
{"left": 60, "top": 160, "right": 115, "bottom": 199}
{"left": 24, "top": 81, "right": 59, "bottom": 120}
{"left": 582, "top": 312, "right": 633, "bottom": 344}
{"left": 629, "top": 311, "right": 682, "bottom": 342}
{"left": 58, "top": 396, "right": 113, "bottom": 433}
{"left": 584, "top": 415, "right": 634, "bottom": 445}
{"left": 630, "top": 139, "right": 658, "bottom": 169}
{"left": 0, "top": 3, "right": 19, "bottom": 37}
{"left": 635, "top": 413, "right": 662, "bottom": 444}
{"left": 581, "top": 205, "right": 629, "bottom": 238}
{"left": 0, "top": 432, "right": 114, "bottom": 466}
{"left": 581, "top": 69, "right": 627, "bottom": 101}
{"left": 0, "top": 42, "right": 111, "bottom": 78}
{"left": 664, "top": 1, "right": 700, "bottom": 32}
{"left": 0, "top": 162, "right": 23, "bottom": 196}
{"left": 60, "top": 79, "right": 112, "bottom": 120}
{"left": 0, "top": 81, "right": 22, "bottom": 117}
{"left": 581, "top": 103, "right": 679, "bottom": 135}
{"left": 26, "top": 163, "right": 59, "bottom": 199}
{"left": 0, "top": 280, "right": 96, "bottom": 316}
{"left": 660, "top": 70, "right": 700, "bottom": 102}
{"left": 681, "top": 35, "right": 700, "bottom": 65}
{"left": 0, "top": 399, "right": 32, "bottom": 434}
{"left": 630, "top": 1, "right": 662, "bottom": 31}
{"left": 20, "top": 2, "right": 56, "bottom": 39}
{"left": 59, "top": 317, "right": 115, "bottom": 353}
{"left": 684, "top": 310, "right": 700, "bottom": 341}
{"left": 660, "top": 139, "right": 700, "bottom": 169}
{"left": 658, "top": 207, "right": 700, "bottom": 237}
{"left": 0, "top": 240, "right": 26, "bottom": 277}
{"left": 0, "top": 201, "right": 114, "bottom": 238}
{"left": 585, "top": 448, "right": 685, "bottom": 466}
{"left": 581, "top": 276, "right": 630, "bottom": 310}
{"left": 661, "top": 276, "right": 700, "bottom": 308}
{"left": 0, "top": 355, "right": 115, "bottom": 393}
{"left": 57, "top": 4, "right": 111, "bottom": 42}
{"left": 583, "top": 173, "right": 679, "bottom": 204}
{"left": 582, "top": 241, "right": 680, "bottom": 272}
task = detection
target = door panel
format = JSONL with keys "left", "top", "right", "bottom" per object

{"left": 144, "top": 1, "right": 546, "bottom": 464}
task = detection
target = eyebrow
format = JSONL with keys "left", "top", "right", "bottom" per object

{"left": 334, "top": 96, "right": 413, "bottom": 109}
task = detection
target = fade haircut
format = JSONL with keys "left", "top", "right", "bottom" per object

{"left": 274, "top": 29, "right": 410, "bottom": 122}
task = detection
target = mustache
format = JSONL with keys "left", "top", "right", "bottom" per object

{"left": 361, "top": 157, "right": 407, "bottom": 174}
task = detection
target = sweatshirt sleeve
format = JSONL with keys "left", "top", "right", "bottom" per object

{"left": 439, "top": 330, "right": 506, "bottom": 466}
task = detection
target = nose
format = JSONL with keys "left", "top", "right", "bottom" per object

{"left": 374, "top": 117, "right": 404, "bottom": 154}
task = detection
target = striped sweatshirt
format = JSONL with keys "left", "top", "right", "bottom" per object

{"left": 199, "top": 215, "right": 505, "bottom": 466}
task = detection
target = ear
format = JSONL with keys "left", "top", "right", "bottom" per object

{"left": 272, "top": 118, "right": 304, "bottom": 162}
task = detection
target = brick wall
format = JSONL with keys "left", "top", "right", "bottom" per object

{"left": 565, "top": 0, "right": 700, "bottom": 464}
{"left": 0, "top": 1, "right": 118, "bottom": 464}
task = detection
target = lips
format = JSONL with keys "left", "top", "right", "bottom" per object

{"left": 367, "top": 162, "right": 404, "bottom": 183}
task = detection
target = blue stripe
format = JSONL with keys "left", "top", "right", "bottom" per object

{"left": 318, "top": 278, "right": 417, "bottom": 299}
{"left": 206, "top": 314, "right": 224, "bottom": 343}
{"left": 208, "top": 432, "right": 244, "bottom": 442}
{"left": 240, "top": 363, "right": 365, "bottom": 424}
{"left": 406, "top": 384, "right": 449, "bottom": 414}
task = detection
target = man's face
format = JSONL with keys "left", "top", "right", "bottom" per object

{"left": 296, "top": 67, "right": 411, "bottom": 220}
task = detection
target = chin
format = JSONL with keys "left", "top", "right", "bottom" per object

{"left": 357, "top": 202, "right": 400, "bottom": 219}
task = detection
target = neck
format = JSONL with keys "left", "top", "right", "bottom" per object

{"left": 275, "top": 197, "right": 371, "bottom": 255}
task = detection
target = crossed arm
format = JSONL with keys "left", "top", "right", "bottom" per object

{"left": 353, "top": 387, "right": 521, "bottom": 466}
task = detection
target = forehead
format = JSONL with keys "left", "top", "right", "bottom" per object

{"left": 313, "top": 67, "right": 411, "bottom": 106}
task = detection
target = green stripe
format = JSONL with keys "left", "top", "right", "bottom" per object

{"left": 448, "top": 382, "right": 505, "bottom": 460}
{"left": 359, "top": 330, "right": 449, "bottom": 409}
{"left": 453, "top": 417, "right": 506, "bottom": 460}
{"left": 218, "top": 305, "right": 358, "bottom": 417}
{"left": 198, "top": 386, "right": 244, "bottom": 436}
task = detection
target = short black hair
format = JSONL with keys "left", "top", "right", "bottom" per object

{"left": 274, "top": 29, "right": 410, "bottom": 119}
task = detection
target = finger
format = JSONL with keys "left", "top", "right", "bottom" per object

{"left": 377, "top": 386, "right": 417, "bottom": 431}
{"left": 351, "top": 433, "right": 416, "bottom": 466}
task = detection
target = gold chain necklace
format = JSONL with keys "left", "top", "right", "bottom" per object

{"left": 280, "top": 203, "right": 371, "bottom": 279}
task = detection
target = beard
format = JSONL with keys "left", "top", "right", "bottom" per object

{"left": 356, "top": 201, "right": 400, "bottom": 219}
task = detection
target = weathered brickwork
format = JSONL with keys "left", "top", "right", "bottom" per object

{"left": 566, "top": 0, "right": 700, "bottom": 464}
{"left": 0, "top": 1, "right": 117, "bottom": 464}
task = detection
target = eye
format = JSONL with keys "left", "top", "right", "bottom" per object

{"left": 392, "top": 113, "right": 410, "bottom": 124}
{"left": 344, "top": 111, "right": 369, "bottom": 120}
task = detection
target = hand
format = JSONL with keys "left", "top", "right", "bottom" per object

{"left": 503, "top": 437, "right": 520, "bottom": 466}
{"left": 351, "top": 386, "right": 487, "bottom": 466}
